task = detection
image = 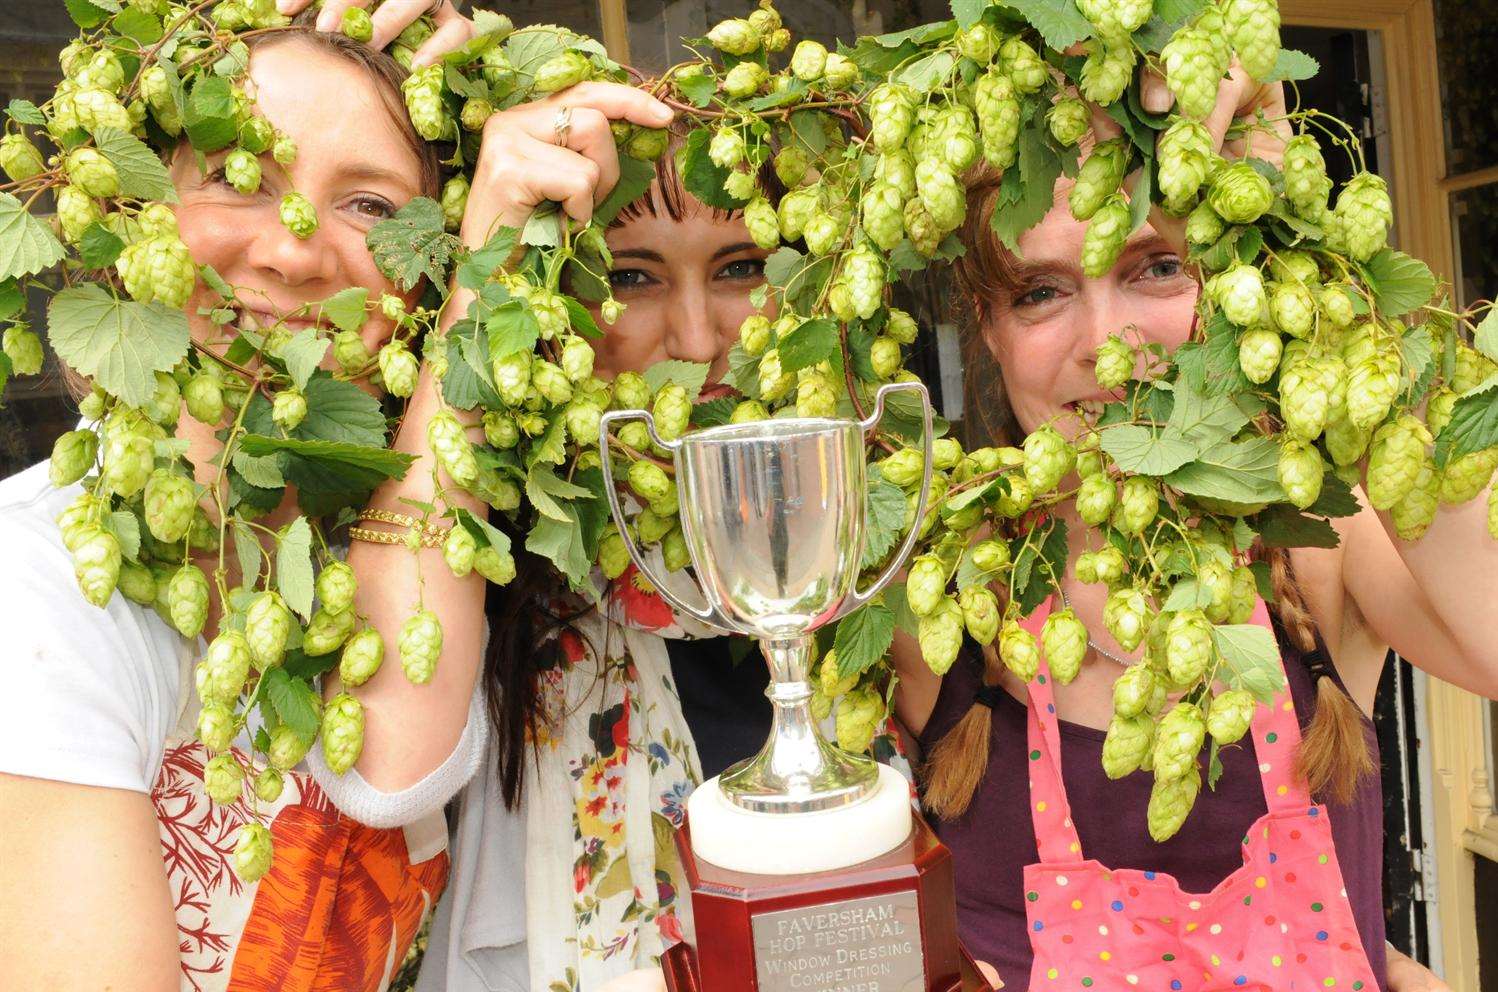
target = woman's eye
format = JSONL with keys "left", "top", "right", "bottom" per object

{"left": 1144, "top": 256, "right": 1183, "bottom": 280}
{"left": 608, "top": 268, "right": 653, "bottom": 290}
{"left": 348, "top": 195, "right": 395, "bottom": 220}
{"left": 1015, "top": 284, "right": 1059, "bottom": 307}
{"left": 717, "top": 258, "right": 765, "bottom": 281}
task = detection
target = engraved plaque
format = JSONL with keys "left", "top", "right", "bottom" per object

{"left": 750, "top": 891, "right": 926, "bottom": 992}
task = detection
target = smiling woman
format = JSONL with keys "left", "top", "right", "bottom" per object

{"left": 0, "top": 20, "right": 454, "bottom": 992}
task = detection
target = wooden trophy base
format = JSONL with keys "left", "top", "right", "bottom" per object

{"left": 661, "top": 812, "right": 997, "bottom": 992}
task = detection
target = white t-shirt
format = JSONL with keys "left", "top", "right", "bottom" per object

{"left": 0, "top": 461, "right": 196, "bottom": 792}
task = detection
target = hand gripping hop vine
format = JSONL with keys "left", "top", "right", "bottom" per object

{"left": 5, "top": 0, "right": 1498, "bottom": 876}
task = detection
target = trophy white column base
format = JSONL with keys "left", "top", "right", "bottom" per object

{"left": 686, "top": 763, "right": 913, "bottom": 875}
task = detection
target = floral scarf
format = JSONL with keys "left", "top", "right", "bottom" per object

{"left": 522, "top": 561, "right": 717, "bottom": 992}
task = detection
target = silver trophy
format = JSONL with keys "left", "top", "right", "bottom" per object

{"left": 598, "top": 381, "right": 934, "bottom": 816}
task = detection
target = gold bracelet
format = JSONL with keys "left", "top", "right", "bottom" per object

{"left": 349, "top": 509, "right": 449, "bottom": 549}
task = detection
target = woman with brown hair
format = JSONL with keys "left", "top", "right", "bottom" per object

{"left": 0, "top": 11, "right": 473, "bottom": 990}
{"left": 895, "top": 69, "right": 1490, "bottom": 992}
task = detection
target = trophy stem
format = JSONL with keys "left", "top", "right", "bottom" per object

{"left": 718, "top": 635, "right": 881, "bottom": 814}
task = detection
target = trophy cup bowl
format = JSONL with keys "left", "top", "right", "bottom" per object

{"left": 600, "top": 381, "right": 994, "bottom": 992}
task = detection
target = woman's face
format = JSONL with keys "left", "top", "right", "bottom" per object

{"left": 170, "top": 40, "right": 425, "bottom": 362}
{"left": 589, "top": 203, "right": 768, "bottom": 398}
{"left": 980, "top": 186, "right": 1199, "bottom": 438}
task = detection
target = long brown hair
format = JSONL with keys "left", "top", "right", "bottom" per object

{"left": 924, "top": 162, "right": 1373, "bottom": 820}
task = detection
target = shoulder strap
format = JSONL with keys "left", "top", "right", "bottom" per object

{"left": 1017, "top": 598, "right": 1085, "bottom": 863}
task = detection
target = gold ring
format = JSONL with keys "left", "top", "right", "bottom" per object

{"left": 552, "top": 107, "right": 573, "bottom": 147}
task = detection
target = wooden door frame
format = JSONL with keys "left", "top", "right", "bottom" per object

{"left": 1281, "top": 4, "right": 1483, "bottom": 987}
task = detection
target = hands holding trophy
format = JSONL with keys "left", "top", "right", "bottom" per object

{"left": 601, "top": 382, "right": 995, "bottom": 992}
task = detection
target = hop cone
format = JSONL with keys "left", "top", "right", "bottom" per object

{"left": 1214, "top": 263, "right": 1268, "bottom": 327}
{"left": 1365, "top": 414, "right": 1431, "bottom": 510}
{"left": 167, "top": 564, "right": 210, "bottom": 639}
{"left": 914, "top": 158, "right": 965, "bottom": 233}
{"left": 1117, "top": 476, "right": 1159, "bottom": 534}
{"left": 1238, "top": 327, "right": 1283, "bottom": 384}
{"left": 1070, "top": 139, "right": 1129, "bottom": 221}
{"left": 1024, "top": 425, "right": 1074, "bottom": 494}
{"left": 1278, "top": 360, "right": 1331, "bottom": 441}
{"left": 1346, "top": 353, "right": 1401, "bottom": 431}
{"left": 73, "top": 527, "right": 122, "bottom": 608}
{"left": 1078, "top": 0, "right": 1153, "bottom": 38}
{"left": 1082, "top": 194, "right": 1131, "bottom": 278}
{"left": 245, "top": 592, "right": 292, "bottom": 670}
{"left": 1157, "top": 118, "right": 1215, "bottom": 214}
{"left": 1102, "top": 714, "right": 1155, "bottom": 779}
{"left": 1076, "top": 473, "right": 1117, "bottom": 526}
{"left": 185, "top": 373, "right": 225, "bottom": 424}
{"left": 50, "top": 429, "right": 98, "bottom": 488}
{"left": 197, "top": 703, "right": 236, "bottom": 754}
{"left": 268, "top": 723, "right": 313, "bottom": 770}
{"left": 973, "top": 71, "right": 1019, "bottom": 169}
{"left": 1164, "top": 610, "right": 1214, "bottom": 685}
{"left": 1153, "top": 702, "right": 1206, "bottom": 782}
{"left": 959, "top": 586, "right": 1000, "bottom": 646}
{"left": 1080, "top": 40, "right": 1136, "bottom": 105}
{"left": 835, "top": 688, "right": 881, "bottom": 754}
{"left": 934, "top": 104, "right": 980, "bottom": 173}
{"left": 1283, "top": 135, "right": 1331, "bottom": 218}
{"left": 998, "top": 619, "right": 1040, "bottom": 683}
{"left": 1162, "top": 26, "right": 1226, "bottom": 120}
{"left": 1269, "top": 281, "right": 1316, "bottom": 340}
{"left": 1206, "top": 689, "right": 1254, "bottom": 745}
{"left": 321, "top": 692, "right": 365, "bottom": 775}
{"left": 1440, "top": 448, "right": 1498, "bottom": 505}
{"left": 1104, "top": 587, "right": 1149, "bottom": 652}
{"left": 1048, "top": 98, "right": 1089, "bottom": 147}
{"left": 869, "top": 83, "right": 917, "bottom": 152}
{"left": 0, "top": 134, "right": 45, "bottom": 182}
{"left": 706, "top": 17, "right": 760, "bottom": 55}
{"left": 1113, "top": 663, "right": 1157, "bottom": 719}
{"left": 1148, "top": 765, "right": 1202, "bottom": 841}
{"left": 204, "top": 752, "right": 244, "bottom": 805}
{"left": 999, "top": 36, "right": 1048, "bottom": 92}
{"left": 534, "top": 51, "right": 592, "bottom": 94}
{"left": 1209, "top": 162, "right": 1274, "bottom": 225}
{"left": 117, "top": 235, "right": 195, "bottom": 309}
{"left": 918, "top": 597, "right": 965, "bottom": 675}
{"left": 278, "top": 192, "right": 318, "bottom": 240}
{"left": 399, "top": 609, "right": 443, "bottom": 684}
{"left": 428, "top": 410, "right": 478, "bottom": 486}
{"left": 316, "top": 560, "right": 357, "bottom": 616}
{"left": 1332, "top": 173, "right": 1394, "bottom": 262}
{"left": 303, "top": 606, "right": 355, "bottom": 656}
{"left": 1223, "top": 0, "right": 1282, "bottom": 81}
{"left": 233, "top": 822, "right": 274, "bottom": 883}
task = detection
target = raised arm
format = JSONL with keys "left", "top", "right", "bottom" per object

{"left": 325, "top": 82, "right": 674, "bottom": 797}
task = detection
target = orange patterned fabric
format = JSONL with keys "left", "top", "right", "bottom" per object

{"left": 152, "top": 741, "right": 450, "bottom": 992}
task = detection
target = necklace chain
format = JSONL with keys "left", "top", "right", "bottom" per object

{"left": 1057, "top": 588, "right": 1133, "bottom": 668}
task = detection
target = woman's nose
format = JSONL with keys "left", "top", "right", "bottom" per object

{"left": 663, "top": 285, "right": 723, "bottom": 365}
{"left": 244, "top": 207, "right": 337, "bottom": 288}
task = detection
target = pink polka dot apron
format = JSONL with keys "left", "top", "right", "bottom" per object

{"left": 1015, "top": 596, "right": 1378, "bottom": 991}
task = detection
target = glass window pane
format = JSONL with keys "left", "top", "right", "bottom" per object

{"left": 624, "top": 0, "right": 950, "bottom": 75}
{"left": 1450, "top": 183, "right": 1498, "bottom": 309}
{"left": 1433, "top": 0, "right": 1498, "bottom": 176}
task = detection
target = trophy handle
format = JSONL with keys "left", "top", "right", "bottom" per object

{"left": 838, "top": 380, "right": 935, "bottom": 617}
{"left": 597, "top": 409, "right": 732, "bottom": 629}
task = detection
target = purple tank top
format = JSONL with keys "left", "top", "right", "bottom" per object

{"left": 918, "top": 624, "right": 1387, "bottom": 992}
